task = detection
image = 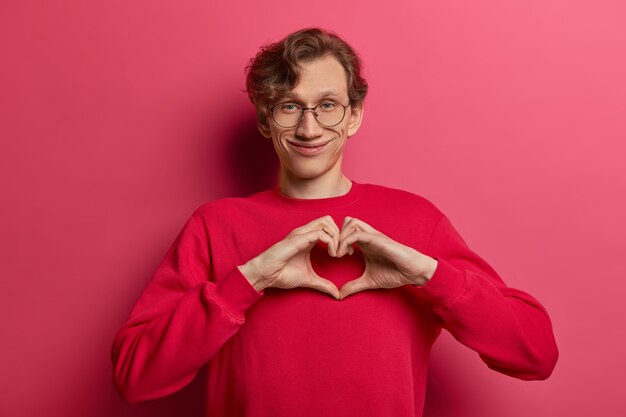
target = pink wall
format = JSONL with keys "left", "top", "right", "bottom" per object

{"left": 2, "top": 0, "right": 625, "bottom": 416}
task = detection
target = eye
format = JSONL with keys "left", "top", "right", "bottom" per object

{"left": 278, "top": 103, "right": 300, "bottom": 113}
{"left": 318, "top": 102, "right": 337, "bottom": 111}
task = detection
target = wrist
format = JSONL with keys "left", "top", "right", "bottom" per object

{"left": 410, "top": 256, "right": 438, "bottom": 286}
{"left": 238, "top": 258, "right": 267, "bottom": 292}
{"left": 422, "top": 256, "right": 438, "bottom": 281}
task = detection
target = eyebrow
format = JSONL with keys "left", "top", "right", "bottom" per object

{"left": 283, "top": 89, "right": 343, "bottom": 102}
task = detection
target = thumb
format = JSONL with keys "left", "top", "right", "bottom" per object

{"left": 338, "top": 276, "right": 373, "bottom": 300}
{"left": 302, "top": 274, "right": 340, "bottom": 300}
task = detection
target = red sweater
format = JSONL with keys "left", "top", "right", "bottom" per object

{"left": 111, "top": 181, "right": 558, "bottom": 416}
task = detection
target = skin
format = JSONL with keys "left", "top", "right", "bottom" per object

{"left": 238, "top": 55, "right": 438, "bottom": 300}
{"left": 257, "top": 55, "right": 361, "bottom": 199}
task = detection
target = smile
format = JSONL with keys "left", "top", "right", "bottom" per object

{"left": 288, "top": 140, "right": 331, "bottom": 156}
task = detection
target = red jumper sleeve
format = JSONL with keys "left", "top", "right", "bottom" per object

{"left": 110, "top": 213, "right": 263, "bottom": 403}
{"left": 419, "top": 214, "right": 559, "bottom": 380}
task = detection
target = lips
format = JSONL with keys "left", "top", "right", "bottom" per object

{"left": 288, "top": 140, "right": 331, "bottom": 156}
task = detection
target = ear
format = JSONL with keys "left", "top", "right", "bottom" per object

{"left": 256, "top": 112, "right": 272, "bottom": 138}
{"left": 347, "top": 103, "right": 364, "bottom": 137}
{"left": 257, "top": 119, "right": 272, "bottom": 138}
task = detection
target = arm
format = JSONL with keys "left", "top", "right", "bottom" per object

{"left": 419, "top": 214, "right": 559, "bottom": 380}
{"left": 111, "top": 213, "right": 342, "bottom": 403}
{"left": 110, "top": 213, "right": 263, "bottom": 403}
{"left": 334, "top": 214, "right": 558, "bottom": 379}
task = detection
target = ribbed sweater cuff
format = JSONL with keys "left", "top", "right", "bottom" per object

{"left": 418, "top": 257, "right": 467, "bottom": 309}
{"left": 212, "top": 267, "right": 264, "bottom": 320}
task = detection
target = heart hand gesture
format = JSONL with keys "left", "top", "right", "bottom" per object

{"left": 238, "top": 215, "right": 438, "bottom": 300}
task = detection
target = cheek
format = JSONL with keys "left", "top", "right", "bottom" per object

{"left": 333, "top": 127, "right": 349, "bottom": 145}
{"left": 329, "top": 130, "right": 349, "bottom": 155}
{"left": 272, "top": 131, "right": 290, "bottom": 151}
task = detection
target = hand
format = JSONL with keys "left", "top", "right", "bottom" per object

{"left": 238, "top": 215, "right": 341, "bottom": 299}
{"left": 336, "top": 216, "right": 438, "bottom": 300}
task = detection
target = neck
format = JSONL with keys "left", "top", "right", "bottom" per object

{"left": 279, "top": 170, "right": 352, "bottom": 199}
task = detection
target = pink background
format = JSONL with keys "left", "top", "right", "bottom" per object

{"left": 1, "top": 0, "right": 625, "bottom": 416}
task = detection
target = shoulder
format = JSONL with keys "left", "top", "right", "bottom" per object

{"left": 189, "top": 190, "right": 274, "bottom": 224}
{"left": 362, "top": 182, "right": 445, "bottom": 219}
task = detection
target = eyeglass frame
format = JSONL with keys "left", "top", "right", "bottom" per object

{"left": 267, "top": 100, "right": 352, "bottom": 128}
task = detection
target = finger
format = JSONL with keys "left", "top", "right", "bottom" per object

{"left": 338, "top": 229, "right": 374, "bottom": 258}
{"left": 318, "top": 225, "right": 339, "bottom": 257}
{"left": 297, "top": 216, "right": 340, "bottom": 257}
{"left": 322, "top": 215, "right": 342, "bottom": 238}
{"left": 342, "top": 216, "right": 378, "bottom": 234}
{"left": 302, "top": 275, "right": 340, "bottom": 300}
{"left": 341, "top": 230, "right": 373, "bottom": 247}
{"left": 286, "top": 215, "right": 326, "bottom": 238}
{"left": 338, "top": 216, "right": 379, "bottom": 257}
{"left": 306, "top": 229, "right": 336, "bottom": 253}
{"left": 339, "top": 216, "right": 354, "bottom": 241}
{"left": 341, "top": 215, "right": 352, "bottom": 231}
{"left": 337, "top": 217, "right": 359, "bottom": 257}
{"left": 337, "top": 238, "right": 355, "bottom": 257}
{"left": 338, "top": 276, "right": 375, "bottom": 300}
{"left": 277, "top": 228, "right": 336, "bottom": 261}
{"left": 320, "top": 224, "right": 340, "bottom": 257}
{"left": 342, "top": 229, "right": 400, "bottom": 260}
{"left": 297, "top": 215, "right": 339, "bottom": 234}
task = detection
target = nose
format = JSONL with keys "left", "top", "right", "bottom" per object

{"left": 296, "top": 109, "right": 324, "bottom": 139}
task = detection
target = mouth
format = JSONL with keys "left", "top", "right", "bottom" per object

{"left": 287, "top": 139, "right": 332, "bottom": 155}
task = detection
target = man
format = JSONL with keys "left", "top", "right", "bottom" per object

{"left": 112, "top": 28, "right": 558, "bottom": 417}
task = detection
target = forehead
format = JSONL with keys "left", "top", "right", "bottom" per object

{"left": 285, "top": 55, "right": 349, "bottom": 101}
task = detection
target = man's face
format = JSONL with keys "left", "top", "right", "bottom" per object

{"left": 259, "top": 55, "right": 363, "bottom": 182}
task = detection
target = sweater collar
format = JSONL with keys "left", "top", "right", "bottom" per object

{"left": 270, "top": 180, "right": 365, "bottom": 211}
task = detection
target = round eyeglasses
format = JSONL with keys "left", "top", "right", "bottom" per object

{"left": 269, "top": 101, "right": 351, "bottom": 128}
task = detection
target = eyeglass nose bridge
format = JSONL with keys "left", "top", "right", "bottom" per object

{"left": 299, "top": 107, "right": 320, "bottom": 124}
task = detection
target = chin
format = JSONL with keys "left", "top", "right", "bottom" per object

{"left": 284, "top": 162, "right": 332, "bottom": 180}
{"left": 292, "top": 168, "right": 329, "bottom": 180}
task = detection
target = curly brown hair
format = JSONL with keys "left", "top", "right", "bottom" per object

{"left": 245, "top": 27, "right": 368, "bottom": 129}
